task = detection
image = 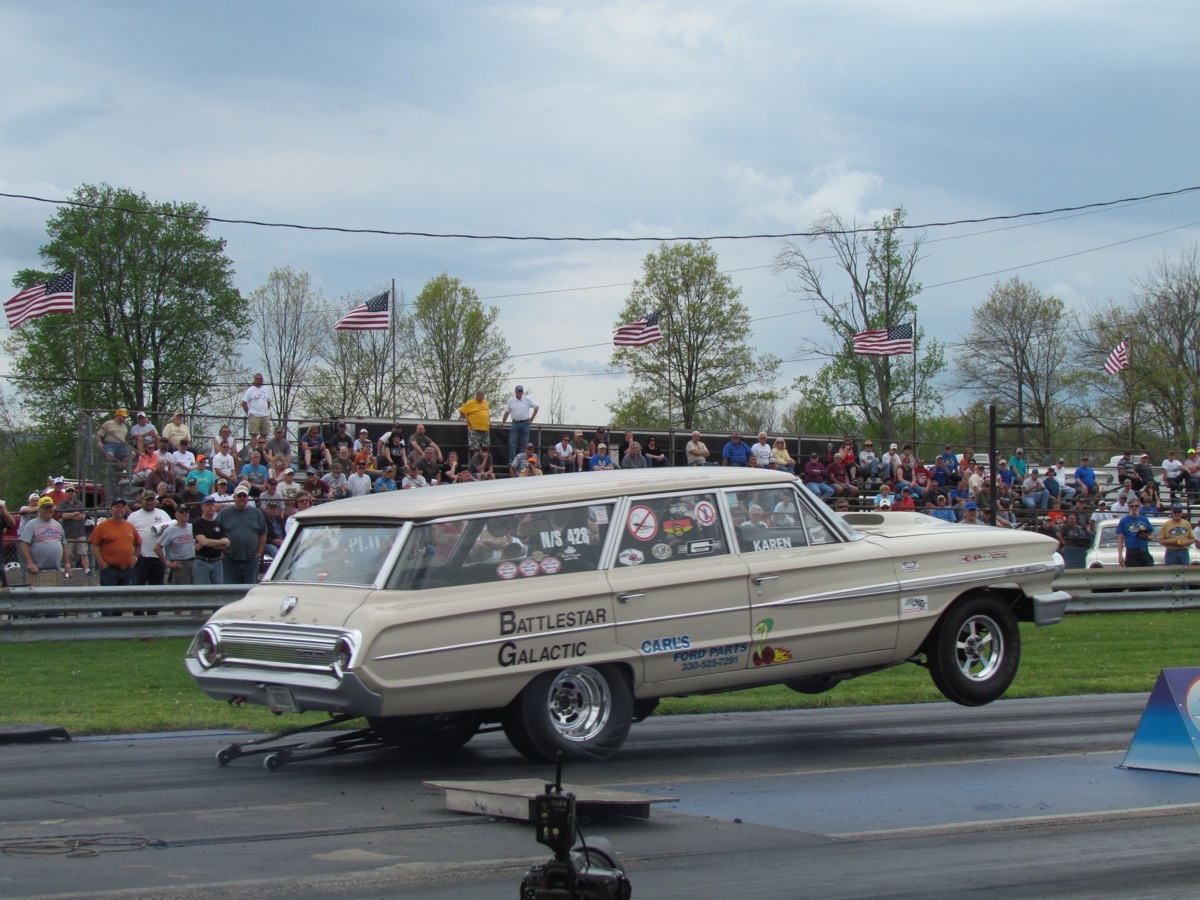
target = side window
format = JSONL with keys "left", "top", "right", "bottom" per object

{"left": 727, "top": 488, "right": 810, "bottom": 553}
{"left": 393, "top": 504, "right": 614, "bottom": 590}
{"left": 615, "top": 492, "right": 727, "bottom": 567}
{"left": 517, "top": 504, "right": 612, "bottom": 572}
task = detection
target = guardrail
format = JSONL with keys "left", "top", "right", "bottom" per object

{"left": 2, "top": 570, "right": 1200, "bottom": 642}
{"left": 0, "top": 586, "right": 249, "bottom": 642}
{"left": 1056, "top": 567, "right": 1200, "bottom": 612}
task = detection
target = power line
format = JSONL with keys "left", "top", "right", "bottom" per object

{"left": 1, "top": 185, "right": 1197, "bottom": 243}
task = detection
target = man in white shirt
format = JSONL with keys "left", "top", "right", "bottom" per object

{"left": 686, "top": 431, "right": 710, "bottom": 466}
{"left": 500, "top": 386, "right": 539, "bottom": 468}
{"left": 211, "top": 442, "right": 237, "bottom": 486}
{"left": 750, "top": 433, "right": 774, "bottom": 469}
{"left": 277, "top": 469, "right": 302, "bottom": 500}
{"left": 241, "top": 373, "right": 272, "bottom": 439}
{"left": 171, "top": 438, "right": 197, "bottom": 486}
{"left": 128, "top": 491, "right": 172, "bottom": 587}
{"left": 858, "top": 440, "right": 880, "bottom": 480}
{"left": 347, "top": 461, "right": 374, "bottom": 497}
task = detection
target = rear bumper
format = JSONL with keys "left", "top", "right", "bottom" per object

{"left": 185, "top": 658, "right": 384, "bottom": 717}
{"left": 1031, "top": 590, "right": 1071, "bottom": 626}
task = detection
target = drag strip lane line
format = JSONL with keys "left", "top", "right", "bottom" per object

{"left": 828, "top": 802, "right": 1200, "bottom": 842}
{"left": 605, "top": 749, "right": 1125, "bottom": 788}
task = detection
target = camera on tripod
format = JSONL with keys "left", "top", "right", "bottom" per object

{"left": 520, "top": 753, "right": 632, "bottom": 900}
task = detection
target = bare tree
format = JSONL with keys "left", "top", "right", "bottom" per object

{"left": 955, "top": 277, "right": 1083, "bottom": 453}
{"left": 248, "top": 267, "right": 325, "bottom": 427}
{"left": 773, "top": 208, "right": 944, "bottom": 440}
{"left": 545, "top": 376, "right": 573, "bottom": 425}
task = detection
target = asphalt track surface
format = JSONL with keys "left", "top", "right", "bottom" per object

{"left": 4, "top": 693, "right": 1200, "bottom": 898}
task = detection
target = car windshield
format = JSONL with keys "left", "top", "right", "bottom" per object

{"left": 272, "top": 523, "right": 402, "bottom": 586}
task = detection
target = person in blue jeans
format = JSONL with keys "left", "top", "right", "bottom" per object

{"left": 1115, "top": 500, "right": 1154, "bottom": 568}
{"left": 501, "top": 386, "right": 539, "bottom": 470}
{"left": 1158, "top": 503, "right": 1194, "bottom": 566}
{"left": 216, "top": 487, "right": 266, "bottom": 584}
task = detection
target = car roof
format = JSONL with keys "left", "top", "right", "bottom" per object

{"left": 294, "top": 468, "right": 799, "bottom": 522}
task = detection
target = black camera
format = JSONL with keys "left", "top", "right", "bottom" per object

{"left": 520, "top": 755, "right": 632, "bottom": 900}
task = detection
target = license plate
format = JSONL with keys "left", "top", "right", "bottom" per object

{"left": 265, "top": 685, "right": 299, "bottom": 714}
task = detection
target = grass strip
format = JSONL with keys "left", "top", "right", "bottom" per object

{"left": 2, "top": 611, "right": 1198, "bottom": 735}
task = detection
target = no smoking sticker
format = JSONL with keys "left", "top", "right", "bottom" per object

{"left": 694, "top": 501, "right": 716, "bottom": 525}
{"left": 627, "top": 505, "right": 658, "bottom": 541}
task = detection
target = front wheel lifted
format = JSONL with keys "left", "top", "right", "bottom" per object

{"left": 925, "top": 595, "right": 1020, "bottom": 707}
{"left": 503, "top": 664, "right": 633, "bottom": 762}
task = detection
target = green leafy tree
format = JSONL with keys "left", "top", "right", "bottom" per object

{"left": 773, "top": 208, "right": 945, "bottom": 440}
{"left": 4, "top": 183, "right": 244, "bottom": 428}
{"left": 395, "top": 274, "right": 510, "bottom": 419}
{"left": 781, "top": 376, "right": 861, "bottom": 437}
{"left": 608, "top": 242, "right": 780, "bottom": 430}
{"left": 305, "top": 292, "right": 400, "bottom": 419}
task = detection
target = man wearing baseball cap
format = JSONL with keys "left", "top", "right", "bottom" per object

{"left": 501, "top": 385, "right": 538, "bottom": 471}
{"left": 216, "top": 484, "right": 267, "bottom": 584}
{"left": 96, "top": 407, "right": 132, "bottom": 470}
{"left": 1158, "top": 502, "right": 1194, "bottom": 566}
{"left": 192, "top": 495, "right": 230, "bottom": 585}
{"left": 129, "top": 490, "right": 172, "bottom": 588}
{"left": 18, "top": 495, "right": 69, "bottom": 587}
{"left": 90, "top": 498, "right": 140, "bottom": 588}
{"left": 155, "top": 502, "right": 197, "bottom": 585}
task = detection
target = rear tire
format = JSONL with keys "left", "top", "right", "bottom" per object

{"left": 926, "top": 595, "right": 1020, "bottom": 707}
{"left": 503, "top": 665, "right": 633, "bottom": 762}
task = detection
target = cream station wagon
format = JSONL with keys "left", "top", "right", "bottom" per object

{"left": 187, "top": 468, "right": 1068, "bottom": 762}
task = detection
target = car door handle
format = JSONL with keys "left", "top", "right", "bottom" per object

{"left": 752, "top": 575, "right": 779, "bottom": 585}
{"left": 618, "top": 592, "right": 645, "bottom": 604}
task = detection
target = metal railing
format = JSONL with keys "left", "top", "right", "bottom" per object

{"left": 0, "top": 585, "right": 249, "bottom": 642}
{"left": 1056, "top": 567, "right": 1200, "bottom": 612}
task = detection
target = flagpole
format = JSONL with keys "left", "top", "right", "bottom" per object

{"left": 910, "top": 314, "right": 918, "bottom": 450}
{"left": 390, "top": 279, "right": 397, "bottom": 418}
{"left": 73, "top": 267, "right": 84, "bottom": 494}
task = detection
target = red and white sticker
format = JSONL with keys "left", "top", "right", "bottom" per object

{"left": 618, "top": 548, "right": 645, "bottom": 566}
{"left": 519, "top": 558, "right": 541, "bottom": 577}
{"left": 627, "top": 506, "right": 658, "bottom": 541}
{"left": 694, "top": 501, "right": 717, "bottom": 526}
{"left": 496, "top": 561, "right": 519, "bottom": 579}
{"left": 539, "top": 557, "right": 562, "bottom": 575}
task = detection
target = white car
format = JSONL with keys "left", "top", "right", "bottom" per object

{"left": 188, "top": 468, "right": 1067, "bottom": 762}
{"left": 1084, "top": 516, "right": 1196, "bottom": 567}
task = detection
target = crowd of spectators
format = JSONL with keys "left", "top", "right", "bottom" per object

{"left": 14, "top": 379, "right": 1200, "bottom": 592}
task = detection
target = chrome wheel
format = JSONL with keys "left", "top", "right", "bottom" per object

{"left": 545, "top": 666, "right": 611, "bottom": 742}
{"left": 954, "top": 613, "right": 1004, "bottom": 681}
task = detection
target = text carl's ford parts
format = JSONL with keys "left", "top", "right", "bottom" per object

{"left": 187, "top": 468, "right": 1068, "bottom": 761}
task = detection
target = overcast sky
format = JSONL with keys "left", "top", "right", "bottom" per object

{"left": 3, "top": 1, "right": 1198, "bottom": 425}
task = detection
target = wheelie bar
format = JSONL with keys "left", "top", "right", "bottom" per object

{"left": 214, "top": 715, "right": 386, "bottom": 771}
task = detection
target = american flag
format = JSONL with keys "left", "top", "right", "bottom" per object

{"left": 5, "top": 273, "right": 75, "bottom": 329}
{"left": 334, "top": 291, "right": 390, "bottom": 331}
{"left": 852, "top": 323, "right": 914, "bottom": 356}
{"left": 1103, "top": 339, "right": 1129, "bottom": 375}
{"left": 614, "top": 310, "right": 663, "bottom": 347}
